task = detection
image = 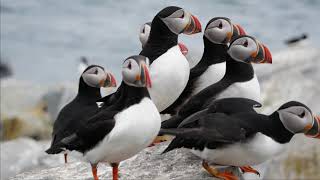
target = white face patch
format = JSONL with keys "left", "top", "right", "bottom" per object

{"left": 228, "top": 37, "right": 258, "bottom": 63}
{"left": 278, "top": 106, "right": 313, "bottom": 133}
{"left": 82, "top": 67, "right": 106, "bottom": 88}
{"left": 205, "top": 19, "right": 232, "bottom": 44}
{"left": 122, "top": 59, "right": 140, "bottom": 86}
{"left": 160, "top": 9, "right": 191, "bottom": 35}
{"left": 139, "top": 23, "right": 151, "bottom": 47}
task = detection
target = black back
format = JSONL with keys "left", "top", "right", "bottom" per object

{"left": 48, "top": 76, "right": 102, "bottom": 150}
{"left": 46, "top": 81, "right": 150, "bottom": 154}
{"left": 161, "top": 36, "right": 228, "bottom": 115}
{"left": 161, "top": 53, "right": 254, "bottom": 129}
{"left": 162, "top": 99, "right": 294, "bottom": 153}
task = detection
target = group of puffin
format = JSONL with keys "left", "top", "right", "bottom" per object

{"left": 46, "top": 6, "right": 320, "bottom": 180}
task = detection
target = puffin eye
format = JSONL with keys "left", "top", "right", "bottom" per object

{"left": 94, "top": 69, "right": 98, "bottom": 74}
{"left": 128, "top": 62, "right": 132, "bottom": 69}
{"left": 218, "top": 22, "right": 223, "bottom": 29}
{"left": 142, "top": 27, "right": 145, "bottom": 34}
{"left": 299, "top": 111, "right": 305, "bottom": 118}
{"left": 243, "top": 40, "right": 248, "bottom": 47}
{"left": 179, "top": 12, "right": 184, "bottom": 19}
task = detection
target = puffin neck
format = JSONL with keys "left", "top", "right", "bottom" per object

{"left": 192, "top": 37, "right": 228, "bottom": 71}
{"left": 223, "top": 54, "right": 254, "bottom": 82}
{"left": 77, "top": 78, "right": 102, "bottom": 102}
{"left": 140, "top": 17, "right": 178, "bottom": 63}
{"left": 241, "top": 112, "right": 294, "bottom": 144}
{"left": 114, "top": 81, "right": 150, "bottom": 109}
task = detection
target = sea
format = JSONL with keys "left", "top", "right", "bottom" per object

{"left": 1, "top": 0, "right": 320, "bottom": 84}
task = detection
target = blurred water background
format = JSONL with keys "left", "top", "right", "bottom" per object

{"left": 1, "top": 0, "right": 320, "bottom": 180}
{"left": 1, "top": 0, "right": 320, "bottom": 83}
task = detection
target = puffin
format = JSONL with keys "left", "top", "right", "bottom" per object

{"left": 46, "top": 65, "right": 117, "bottom": 163}
{"left": 160, "top": 35, "right": 272, "bottom": 130}
{"left": 99, "top": 6, "right": 201, "bottom": 112}
{"left": 161, "top": 98, "right": 320, "bottom": 180}
{"left": 161, "top": 17, "right": 246, "bottom": 116}
{"left": 139, "top": 21, "right": 189, "bottom": 57}
{"left": 46, "top": 55, "right": 161, "bottom": 180}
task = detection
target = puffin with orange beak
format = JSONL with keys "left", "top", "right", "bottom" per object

{"left": 162, "top": 17, "right": 247, "bottom": 116}
{"left": 160, "top": 35, "right": 272, "bottom": 133}
{"left": 46, "top": 55, "right": 161, "bottom": 180}
{"left": 46, "top": 65, "right": 116, "bottom": 163}
{"left": 99, "top": 6, "right": 202, "bottom": 113}
{"left": 161, "top": 98, "right": 319, "bottom": 180}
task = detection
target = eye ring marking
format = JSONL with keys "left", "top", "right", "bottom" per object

{"left": 218, "top": 22, "right": 223, "bottom": 29}
{"left": 299, "top": 111, "right": 305, "bottom": 118}
{"left": 128, "top": 62, "right": 132, "bottom": 69}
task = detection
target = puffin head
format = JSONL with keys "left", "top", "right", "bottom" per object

{"left": 204, "top": 17, "right": 246, "bottom": 45}
{"left": 277, "top": 101, "right": 320, "bottom": 139}
{"left": 228, "top": 35, "right": 272, "bottom": 64}
{"left": 122, "top": 55, "right": 152, "bottom": 88}
{"left": 139, "top": 22, "right": 152, "bottom": 48}
{"left": 81, "top": 65, "right": 117, "bottom": 88}
{"left": 139, "top": 21, "right": 189, "bottom": 56}
{"left": 156, "top": 6, "right": 202, "bottom": 35}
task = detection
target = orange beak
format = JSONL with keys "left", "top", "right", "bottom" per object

{"left": 305, "top": 115, "right": 320, "bottom": 139}
{"left": 262, "top": 44, "right": 272, "bottom": 64}
{"left": 178, "top": 43, "right": 188, "bottom": 56}
{"left": 184, "top": 15, "right": 202, "bottom": 34}
{"left": 235, "top": 24, "right": 246, "bottom": 36}
{"left": 109, "top": 73, "right": 117, "bottom": 87}
{"left": 142, "top": 63, "right": 152, "bottom": 88}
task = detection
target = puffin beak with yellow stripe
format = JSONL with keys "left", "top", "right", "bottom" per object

{"left": 228, "top": 35, "right": 272, "bottom": 64}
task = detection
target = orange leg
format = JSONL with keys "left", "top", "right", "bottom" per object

{"left": 111, "top": 163, "right": 119, "bottom": 180}
{"left": 239, "top": 166, "right": 260, "bottom": 176}
{"left": 202, "top": 161, "right": 238, "bottom": 180}
{"left": 91, "top": 164, "right": 99, "bottom": 180}
{"left": 148, "top": 135, "right": 172, "bottom": 147}
{"left": 64, "top": 153, "right": 68, "bottom": 164}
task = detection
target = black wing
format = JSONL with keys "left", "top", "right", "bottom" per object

{"left": 161, "top": 113, "right": 247, "bottom": 153}
{"left": 207, "top": 98, "right": 261, "bottom": 114}
{"left": 46, "top": 110, "right": 117, "bottom": 154}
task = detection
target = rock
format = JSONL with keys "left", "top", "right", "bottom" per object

{"left": 11, "top": 142, "right": 243, "bottom": 180}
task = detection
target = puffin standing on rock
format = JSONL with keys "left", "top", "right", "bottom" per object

{"left": 99, "top": 6, "right": 201, "bottom": 113}
{"left": 46, "top": 55, "right": 161, "bottom": 180}
{"left": 162, "top": 17, "right": 247, "bottom": 116}
{"left": 161, "top": 98, "right": 320, "bottom": 180}
{"left": 46, "top": 65, "right": 116, "bottom": 163}
{"left": 160, "top": 35, "right": 272, "bottom": 131}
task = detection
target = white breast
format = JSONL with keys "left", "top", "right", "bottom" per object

{"left": 215, "top": 74, "right": 261, "bottom": 102}
{"left": 84, "top": 98, "right": 161, "bottom": 164}
{"left": 148, "top": 46, "right": 190, "bottom": 112}
{"left": 191, "top": 133, "right": 285, "bottom": 166}
{"left": 193, "top": 62, "right": 226, "bottom": 95}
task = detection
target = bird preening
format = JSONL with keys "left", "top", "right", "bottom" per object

{"left": 45, "top": 6, "right": 319, "bottom": 180}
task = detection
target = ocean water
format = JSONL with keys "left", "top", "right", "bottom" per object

{"left": 1, "top": 0, "right": 320, "bottom": 84}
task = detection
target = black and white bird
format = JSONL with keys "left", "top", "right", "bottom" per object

{"left": 100, "top": 6, "right": 202, "bottom": 112}
{"left": 139, "top": 21, "right": 189, "bottom": 56}
{"left": 161, "top": 17, "right": 247, "bottom": 116}
{"left": 46, "top": 65, "right": 117, "bottom": 163}
{"left": 161, "top": 98, "right": 320, "bottom": 180}
{"left": 161, "top": 35, "right": 272, "bottom": 130}
{"left": 46, "top": 55, "right": 161, "bottom": 180}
